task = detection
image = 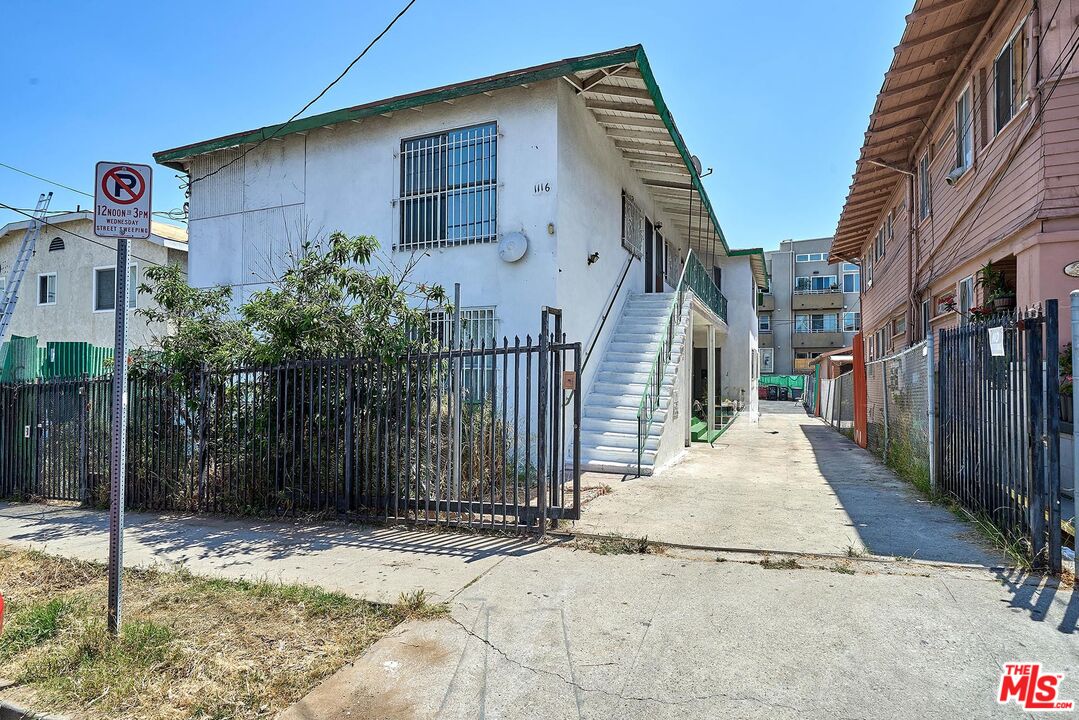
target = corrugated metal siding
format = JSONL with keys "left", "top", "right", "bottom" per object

{"left": 0, "top": 336, "right": 45, "bottom": 383}
{"left": 0, "top": 337, "right": 113, "bottom": 382}
{"left": 42, "top": 342, "right": 113, "bottom": 379}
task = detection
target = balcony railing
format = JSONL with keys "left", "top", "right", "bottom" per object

{"left": 635, "top": 249, "right": 726, "bottom": 476}
{"left": 793, "top": 287, "right": 841, "bottom": 295}
{"left": 683, "top": 251, "right": 727, "bottom": 322}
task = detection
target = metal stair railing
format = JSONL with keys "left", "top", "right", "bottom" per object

{"left": 634, "top": 249, "right": 727, "bottom": 476}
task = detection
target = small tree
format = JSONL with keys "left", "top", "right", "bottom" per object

{"left": 135, "top": 231, "right": 450, "bottom": 369}
{"left": 133, "top": 263, "right": 254, "bottom": 373}
{"left": 240, "top": 231, "right": 449, "bottom": 364}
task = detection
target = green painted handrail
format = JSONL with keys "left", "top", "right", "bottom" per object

{"left": 634, "top": 250, "right": 727, "bottom": 475}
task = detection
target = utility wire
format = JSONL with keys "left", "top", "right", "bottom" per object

{"left": 0, "top": 159, "right": 185, "bottom": 220}
{"left": 188, "top": 0, "right": 418, "bottom": 187}
{"left": 0, "top": 201, "right": 184, "bottom": 273}
{"left": 924, "top": 19, "right": 1079, "bottom": 287}
{"left": 0, "top": 161, "right": 92, "bottom": 198}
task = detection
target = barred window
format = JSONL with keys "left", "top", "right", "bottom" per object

{"left": 621, "top": 191, "right": 644, "bottom": 258}
{"left": 428, "top": 306, "right": 499, "bottom": 403}
{"left": 399, "top": 123, "right": 497, "bottom": 249}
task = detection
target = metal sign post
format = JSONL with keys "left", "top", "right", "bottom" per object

{"left": 107, "top": 240, "right": 130, "bottom": 635}
{"left": 94, "top": 161, "right": 150, "bottom": 636}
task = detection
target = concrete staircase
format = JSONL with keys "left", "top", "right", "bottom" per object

{"left": 579, "top": 292, "right": 688, "bottom": 475}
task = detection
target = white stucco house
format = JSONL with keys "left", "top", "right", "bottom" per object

{"left": 0, "top": 211, "right": 188, "bottom": 348}
{"left": 154, "top": 45, "right": 767, "bottom": 475}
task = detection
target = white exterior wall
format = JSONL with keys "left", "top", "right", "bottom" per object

{"left": 0, "top": 217, "right": 185, "bottom": 348}
{"left": 186, "top": 79, "right": 700, "bottom": 368}
{"left": 187, "top": 83, "right": 561, "bottom": 342}
{"left": 553, "top": 81, "right": 690, "bottom": 396}
{"left": 715, "top": 255, "right": 760, "bottom": 420}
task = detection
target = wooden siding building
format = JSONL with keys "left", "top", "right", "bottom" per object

{"left": 831, "top": 0, "right": 1079, "bottom": 358}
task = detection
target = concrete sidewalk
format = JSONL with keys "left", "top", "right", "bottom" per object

{"left": 572, "top": 401, "right": 1005, "bottom": 565}
{"left": 285, "top": 545, "right": 1079, "bottom": 720}
{"left": 0, "top": 502, "right": 542, "bottom": 603}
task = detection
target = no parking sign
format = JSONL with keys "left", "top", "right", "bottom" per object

{"left": 94, "top": 161, "right": 152, "bottom": 239}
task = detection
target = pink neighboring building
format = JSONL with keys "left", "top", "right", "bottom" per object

{"left": 830, "top": 0, "right": 1079, "bottom": 357}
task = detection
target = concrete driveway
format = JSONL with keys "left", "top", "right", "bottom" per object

{"left": 571, "top": 400, "right": 1005, "bottom": 565}
{"left": 285, "top": 544, "right": 1078, "bottom": 720}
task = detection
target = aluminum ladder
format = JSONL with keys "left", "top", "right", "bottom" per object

{"left": 0, "top": 192, "right": 53, "bottom": 343}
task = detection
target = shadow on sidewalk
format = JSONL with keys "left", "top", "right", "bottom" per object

{"left": 0, "top": 502, "right": 545, "bottom": 565}
{"left": 799, "top": 423, "right": 1006, "bottom": 566}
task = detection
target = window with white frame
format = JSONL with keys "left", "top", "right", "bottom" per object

{"left": 955, "top": 84, "right": 973, "bottom": 171}
{"left": 920, "top": 298, "right": 931, "bottom": 339}
{"left": 865, "top": 253, "right": 873, "bottom": 288}
{"left": 795, "top": 313, "right": 838, "bottom": 332}
{"left": 795, "top": 252, "right": 828, "bottom": 263}
{"left": 893, "top": 315, "right": 906, "bottom": 337}
{"left": 427, "top": 306, "right": 499, "bottom": 402}
{"left": 37, "top": 273, "right": 56, "bottom": 305}
{"left": 758, "top": 313, "right": 771, "bottom": 332}
{"left": 886, "top": 210, "right": 894, "bottom": 242}
{"left": 761, "top": 347, "right": 774, "bottom": 374}
{"left": 874, "top": 224, "right": 886, "bottom": 261}
{"left": 842, "top": 311, "right": 861, "bottom": 332}
{"left": 621, "top": 191, "right": 645, "bottom": 258}
{"left": 399, "top": 122, "right": 497, "bottom": 249}
{"left": 918, "top": 152, "right": 932, "bottom": 219}
{"left": 842, "top": 263, "right": 860, "bottom": 293}
{"left": 94, "top": 265, "right": 137, "bottom": 312}
{"left": 995, "top": 24, "right": 1026, "bottom": 133}
{"left": 795, "top": 275, "right": 837, "bottom": 292}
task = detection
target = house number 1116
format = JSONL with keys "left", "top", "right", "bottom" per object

{"left": 533, "top": 182, "right": 551, "bottom": 194}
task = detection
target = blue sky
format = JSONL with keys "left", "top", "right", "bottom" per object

{"left": 0, "top": 0, "right": 907, "bottom": 251}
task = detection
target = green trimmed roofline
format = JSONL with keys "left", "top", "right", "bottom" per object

{"left": 153, "top": 44, "right": 730, "bottom": 254}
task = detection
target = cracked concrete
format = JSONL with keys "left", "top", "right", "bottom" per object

{"left": 571, "top": 401, "right": 1006, "bottom": 565}
{"left": 282, "top": 545, "right": 1078, "bottom": 719}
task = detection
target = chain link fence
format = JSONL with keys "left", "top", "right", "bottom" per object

{"left": 865, "top": 341, "right": 931, "bottom": 493}
{"left": 819, "top": 372, "right": 854, "bottom": 441}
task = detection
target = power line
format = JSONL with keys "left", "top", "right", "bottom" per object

{"left": 0, "top": 201, "right": 184, "bottom": 273}
{"left": 188, "top": 0, "right": 418, "bottom": 187}
{"left": 925, "top": 18, "right": 1079, "bottom": 287}
{"left": 0, "top": 159, "right": 185, "bottom": 220}
{"left": 0, "top": 160, "right": 92, "bottom": 198}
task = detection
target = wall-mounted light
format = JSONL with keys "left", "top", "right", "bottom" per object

{"left": 587, "top": 252, "right": 600, "bottom": 266}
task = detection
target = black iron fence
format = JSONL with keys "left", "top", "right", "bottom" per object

{"left": 937, "top": 302, "right": 1064, "bottom": 572}
{"left": 0, "top": 314, "right": 581, "bottom": 535}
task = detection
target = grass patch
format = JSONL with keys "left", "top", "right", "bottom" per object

{"left": 831, "top": 563, "right": 856, "bottom": 575}
{"left": 759, "top": 556, "right": 801, "bottom": 570}
{"left": 576, "top": 534, "right": 657, "bottom": 555}
{"left": 0, "top": 547, "right": 445, "bottom": 719}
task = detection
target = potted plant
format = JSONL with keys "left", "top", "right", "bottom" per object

{"left": 975, "top": 261, "right": 1016, "bottom": 311}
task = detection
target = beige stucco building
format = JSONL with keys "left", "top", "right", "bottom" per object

{"left": 0, "top": 211, "right": 188, "bottom": 348}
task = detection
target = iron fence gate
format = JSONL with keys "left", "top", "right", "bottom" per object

{"left": 937, "top": 301, "right": 1063, "bottom": 572}
{"left": 0, "top": 312, "right": 581, "bottom": 535}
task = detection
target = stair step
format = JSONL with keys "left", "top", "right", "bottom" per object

{"left": 580, "top": 458, "right": 654, "bottom": 476}
{"left": 581, "top": 445, "right": 657, "bottom": 463}
{"left": 583, "top": 405, "right": 668, "bottom": 422}
{"left": 580, "top": 431, "right": 660, "bottom": 452}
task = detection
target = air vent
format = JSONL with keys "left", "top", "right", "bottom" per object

{"left": 48, "top": 237, "right": 65, "bottom": 252}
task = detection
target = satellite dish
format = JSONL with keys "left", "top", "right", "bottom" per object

{"left": 691, "top": 155, "right": 703, "bottom": 176}
{"left": 498, "top": 231, "right": 528, "bottom": 263}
